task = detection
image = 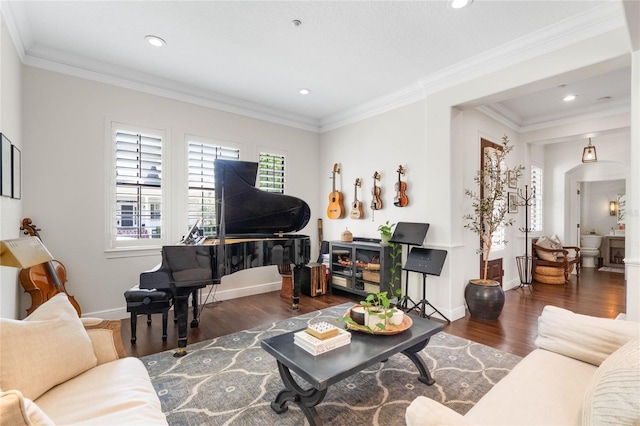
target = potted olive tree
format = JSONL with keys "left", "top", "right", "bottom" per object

{"left": 463, "top": 134, "right": 523, "bottom": 319}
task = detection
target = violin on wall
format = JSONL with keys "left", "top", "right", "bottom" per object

{"left": 19, "top": 218, "right": 81, "bottom": 316}
{"left": 394, "top": 165, "right": 409, "bottom": 207}
{"left": 371, "top": 171, "right": 382, "bottom": 210}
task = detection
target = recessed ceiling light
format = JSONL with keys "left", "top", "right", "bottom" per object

{"left": 563, "top": 94, "right": 577, "bottom": 102}
{"left": 451, "top": 0, "right": 473, "bottom": 9}
{"left": 145, "top": 35, "right": 166, "bottom": 47}
{"left": 299, "top": 88, "right": 311, "bottom": 95}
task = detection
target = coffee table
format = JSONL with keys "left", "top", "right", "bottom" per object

{"left": 260, "top": 315, "right": 444, "bottom": 426}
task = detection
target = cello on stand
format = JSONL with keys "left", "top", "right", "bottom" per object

{"left": 19, "top": 218, "right": 82, "bottom": 316}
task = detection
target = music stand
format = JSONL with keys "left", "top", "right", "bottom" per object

{"left": 389, "top": 222, "right": 429, "bottom": 311}
{"left": 402, "top": 247, "right": 450, "bottom": 323}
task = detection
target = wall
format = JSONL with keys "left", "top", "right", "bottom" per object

{"left": 542, "top": 132, "right": 630, "bottom": 244}
{"left": 20, "top": 67, "right": 320, "bottom": 318}
{"left": 580, "top": 179, "right": 625, "bottom": 236}
{"left": 423, "top": 27, "right": 633, "bottom": 321}
{"left": 0, "top": 14, "right": 23, "bottom": 319}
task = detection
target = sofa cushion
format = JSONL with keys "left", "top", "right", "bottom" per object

{"left": 465, "top": 348, "right": 597, "bottom": 425}
{"left": 535, "top": 305, "right": 640, "bottom": 366}
{"left": 35, "top": 357, "right": 168, "bottom": 425}
{"left": 582, "top": 337, "right": 640, "bottom": 425}
{"left": 0, "top": 390, "right": 55, "bottom": 426}
{"left": 0, "top": 293, "right": 97, "bottom": 400}
{"left": 406, "top": 396, "right": 473, "bottom": 425}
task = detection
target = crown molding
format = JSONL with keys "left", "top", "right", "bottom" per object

{"left": 321, "top": 1, "right": 626, "bottom": 132}
{"left": 477, "top": 101, "right": 631, "bottom": 134}
{"left": 3, "top": 1, "right": 626, "bottom": 134}
{"left": 418, "top": 1, "right": 625, "bottom": 96}
{"left": 319, "top": 83, "right": 425, "bottom": 133}
{"left": 22, "top": 48, "right": 322, "bottom": 132}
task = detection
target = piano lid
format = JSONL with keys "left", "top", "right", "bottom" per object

{"left": 214, "top": 159, "right": 311, "bottom": 235}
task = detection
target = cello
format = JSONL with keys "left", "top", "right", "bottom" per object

{"left": 19, "top": 218, "right": 81, "bottom": 316}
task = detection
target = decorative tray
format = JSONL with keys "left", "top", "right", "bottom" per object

{"left": 343, "top": 306, "right": 412, "bottom": 335}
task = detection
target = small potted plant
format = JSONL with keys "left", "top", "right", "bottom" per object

{"left": 377, "top": 221, "right": 395, "bottom": 246}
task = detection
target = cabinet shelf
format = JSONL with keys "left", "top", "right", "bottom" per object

{"left": 329, "top": 240, "right": 400, "bottom": 297}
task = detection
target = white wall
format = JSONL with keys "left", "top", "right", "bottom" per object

{"left": 20, "top": 67, "right": 320, "bottom": 318}
{"left": 0, "top": 14, "right": 23, "bottom": 319}
{"left": 580, "top": 180, "right": 625, "bottom": 236}
{"left": 542, "top": 133, "right": 630, "bottom": 244}
{"left": 424, "top": 27, "right": 633, "bottom": 321}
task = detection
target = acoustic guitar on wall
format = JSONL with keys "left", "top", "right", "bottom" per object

{"left": 394, "top": 165, "right": 409, "bottom": 207}
{"left": 349, "top": 178, "right": 364, "bottom": 219}
{"left": 327, "top": 163, "right": 345, "bottom": 219}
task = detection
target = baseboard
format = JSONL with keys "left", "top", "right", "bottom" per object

{"left": 83, "top": 281, "right": 281, "bottom": 320}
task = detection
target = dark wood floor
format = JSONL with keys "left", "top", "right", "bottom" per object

{"left": 121, "top": 267, "right": 625, "bottom": 359}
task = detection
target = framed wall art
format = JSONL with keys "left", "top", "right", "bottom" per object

{"left": 508, "top": 192, "right": 518, "bottom": 214}
{"left": 12, "top": 144, "right": 21, "bottom": 199}
{"left": 507, "top": 170, "right": 517, "bottom": 189}
{"left": 1, "top": 133, "right": 11, "bottom": 197}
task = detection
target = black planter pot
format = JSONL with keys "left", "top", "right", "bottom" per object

{"left": 464, "top": 279, "right": 505, "bottom": 320}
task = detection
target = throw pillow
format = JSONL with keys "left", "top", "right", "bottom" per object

{"left": 582, "top": 338, "right": 640, "bottom": 425}
{"left": 0, "top": 390, "right": 55, "bottom": 426}
{"left": 0, "top": 293, "right": 97, "bottom": 400}
{"left": 548, "top": 234, "right": 563, "bottom": 249}
{"left": 535, "top": 236, "right": 557, "bottom": 261}
{"left": 535, "top": 305, "right": 640, "bottom": 366}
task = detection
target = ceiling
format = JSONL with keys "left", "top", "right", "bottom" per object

{"left": 2, "top": 0, "right": 632, "bottom": 132}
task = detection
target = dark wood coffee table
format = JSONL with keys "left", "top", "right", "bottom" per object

{"left": 260, "top": 315, "right": 444, "bottom": 426}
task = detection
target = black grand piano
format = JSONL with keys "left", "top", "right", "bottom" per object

{"left": 140, "top": 159, "right": 311, "bottom": 356}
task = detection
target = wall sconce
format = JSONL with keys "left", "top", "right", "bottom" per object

{"left": 582, "top": 138, "right": 597, "bottom": 163}
{"left": 609, "top": 201, "right": 618, "bottom": 216}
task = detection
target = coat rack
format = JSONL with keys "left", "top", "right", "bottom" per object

{"left": 516, "top": 185, "right": 534, "bottom": 290}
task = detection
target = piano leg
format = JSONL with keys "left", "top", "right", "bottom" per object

{"left": 190, "top": 290, "right": 199, "bottom": 328}
{"left": 172, "top": 287, "right": 193, "bottom": 357}
{"left": 291, "top": 265, "right": 302, "bottom": 310}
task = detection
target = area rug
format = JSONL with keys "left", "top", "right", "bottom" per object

{"left": 142, "top": 303, "right": 521, "bottom": 425}
{"left": 598, "top": 266, "right": 624, "bottom": 273}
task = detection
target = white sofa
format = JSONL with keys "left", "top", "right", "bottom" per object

{"left": 406, "top": 306, "right": 640, "bottom": 425}
{"left": 0, "top": 293, "right": 167, "bottom": 425}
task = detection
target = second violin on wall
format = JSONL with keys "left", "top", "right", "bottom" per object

{"left": 394, "top": 165, "right": 409, "bottom": 207}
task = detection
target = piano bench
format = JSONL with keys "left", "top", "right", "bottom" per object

{"left": 124, "top": 286, "right": 174, "bottom": 343}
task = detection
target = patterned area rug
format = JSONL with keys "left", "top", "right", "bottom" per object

{"left": 142, "top": 303, "right": 521, "bottom": 425}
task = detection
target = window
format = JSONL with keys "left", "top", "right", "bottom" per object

{"left": 530, "top": 165, "right": 544, "bottom": 232}
{"left": 187, "top": 140, "right": 239, "bottom": 236}
{"left": 258, "top": 152, "right": 285, "bottom": 194}
{"left": 113, "top": 128, "right": 163, "bottom": 244}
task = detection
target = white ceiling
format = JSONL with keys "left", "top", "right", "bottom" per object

{"left": 2, "top": 0, "right": 632, "bottom": 132}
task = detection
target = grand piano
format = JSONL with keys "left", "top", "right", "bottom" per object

{"left": 140, "top": 159, "right": 311, "bottom": 356}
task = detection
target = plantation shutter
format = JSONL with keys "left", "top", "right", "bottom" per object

{"left": 115, "top": 131, "right": 162, "bottom": 240}
{"left": 530, "top": 165, "right": 543, "bottom": 232}
{"left": 258, "top": 153, "right": 285, "bottom": 194}
{"left": 187, "top": 142, "right": 239, "bottom": 235}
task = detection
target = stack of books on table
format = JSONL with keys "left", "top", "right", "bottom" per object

{"left": 294, "top": 321, "right": 351, "bottom": 356}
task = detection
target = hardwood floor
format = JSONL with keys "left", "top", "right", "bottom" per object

{"left": 121, "top": 267, "right": 625, "bottom": 358}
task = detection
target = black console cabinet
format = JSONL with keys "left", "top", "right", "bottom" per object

{"left": 329, "top": 240, "right": 400, "bottom": 297}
